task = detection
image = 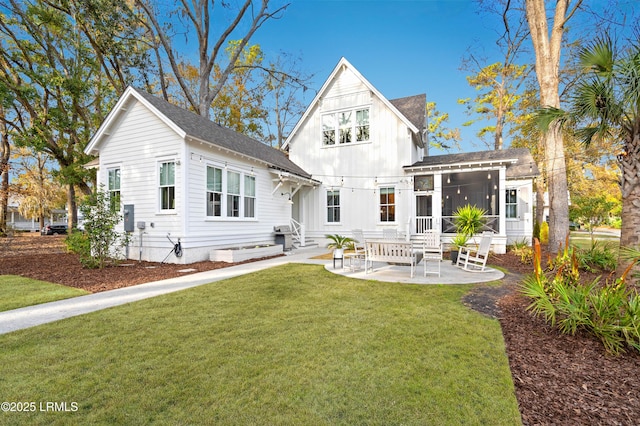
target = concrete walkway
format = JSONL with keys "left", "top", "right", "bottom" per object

{"left": 0, "top": 248, "right": 502, "bottom": 335}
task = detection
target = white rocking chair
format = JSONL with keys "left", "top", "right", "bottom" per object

{"left": 456, "top": 231, "right": 493, "bottom": 272}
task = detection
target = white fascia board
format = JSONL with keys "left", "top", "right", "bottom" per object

{"left": 84, "top": 86, "right": 187, "bottom": 155}
{"left": 403, "top": 158, "right": 518, "bottom": 173}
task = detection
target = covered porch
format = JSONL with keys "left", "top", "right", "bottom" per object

{"left": 405, "top": 148, "right": 539, "bottom": 254}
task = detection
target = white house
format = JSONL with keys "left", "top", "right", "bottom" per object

{"left": 283, "top": 58, "right": 538, "bottom": 254}
{"left": 84, "top": 86, "right": 317, "bottom": 264}
{"left": 86, "top": 58, "right": 537, "bottom": 263}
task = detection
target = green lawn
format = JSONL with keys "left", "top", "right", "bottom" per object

{"left": 0, "top": 275, "right": 89, "bottom": 312}
{"left": 0, "top": 264, "right": 521, "bottom": 425}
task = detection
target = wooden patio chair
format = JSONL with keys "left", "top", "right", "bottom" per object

{"left": 422, "top": 231, "right": 443, "bottom": 276}
{"left": 456, "top": 231, "right": 493, "bottom": 272}
{"left": 351, "top": 229, "right": 366, "bottom": 253}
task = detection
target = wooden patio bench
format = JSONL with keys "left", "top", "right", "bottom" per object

{"left": 365, "top": 240, "right": 418, "bottom": 278}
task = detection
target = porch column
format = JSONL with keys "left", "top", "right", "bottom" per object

{"left": 499, "top": 168, "right": 506, "bottom": 236}
{"left": 433, "top": 173, "right": 442, "bottom": 232}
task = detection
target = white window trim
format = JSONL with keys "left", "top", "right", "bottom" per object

{"left": 505, "top": 188, "right": 518, "bottom": 220}
{"left": 325, "top": 188, "right": 341, "bottom": 225}
{"left": 321, "top": 105, "right": 371, "bottom": 148}
{"left": 107, "top": 166, "right": 122, "bottom": 212}
{"left": 205, "top": 162, "right": 258, "bottom": 221}
{"left": 158, "top": 160, "right": 177, "bottom": 213}
{"left": 378, "top": 185, "right": 397, "bottom": 224}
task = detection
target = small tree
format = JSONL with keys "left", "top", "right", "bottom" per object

{"left": 570, "top": 195, "right": 617, "bottom": 245}
{"left": 71, "top": 187, "right": 129, "bottom": 269}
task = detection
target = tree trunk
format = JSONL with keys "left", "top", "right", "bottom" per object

{"left": 525, "top": 0, "right": 576, "bottom": 254}
{"left": 544, "top": 121, "right": 570, "bottom": 252}
{"left": 535, "top": 182, "right": 545, "bottom": 228}
{"left": 67, "top": 184, "right": 77, "bottom": 232}
{"left": 0, "top": 115, "right": 9, "bottom": 237}
{"left": 619, "top": 132, "right": 640, "bottom": 274}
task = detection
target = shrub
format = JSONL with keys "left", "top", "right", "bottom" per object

{"left": 76, "top": 187, "right": 130, "bottom": 269}
{"left": 575, "top": 241, "right": 617, "bottom": 273}
{"left": 540, "top": 222, "right": 549, "bottom": 244}
{"left": 453, "top": 204, "right": 486, "bottom": 237}
{"left": 520, "top": 238, "right": 640, "bottom": 355}
{"left": 509, "top": 238, "right": 532, "bottom": 265}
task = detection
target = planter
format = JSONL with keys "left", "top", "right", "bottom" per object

{"left": 210, "top": 244, "right": 282, "bottom": 263}
{"left": 450, "top": 250, "right": 459, "bottom": 265}
{"left": 333, "top": 248, "right": 344, "bottom": 259}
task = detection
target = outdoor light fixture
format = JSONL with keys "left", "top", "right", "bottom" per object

{"left": 487, "top": 171, "right": 492, "bottom": 179}
{"left": 457, "top": 186, "right": 460, "bottom": 194}
{"left": 281, "top": 192, "right": 294, "bottom": 204}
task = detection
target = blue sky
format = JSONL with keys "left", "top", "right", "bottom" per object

{"left": 252, "top": 0, "right": 518, "bottom": 153}
{"left": 251, "top": 0, "right": 638, "bottom": 153}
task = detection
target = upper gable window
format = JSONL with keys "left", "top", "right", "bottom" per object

{"left": 322, "top": 107, "right": 370, "bottom": 146}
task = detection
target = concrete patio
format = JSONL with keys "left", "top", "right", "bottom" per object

{"left": 325, "top": 256, "right": 504, "bottom": 284}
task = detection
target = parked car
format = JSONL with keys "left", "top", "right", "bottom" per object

{"left": 41, "top": 224, "right": 68, "bottom": 235}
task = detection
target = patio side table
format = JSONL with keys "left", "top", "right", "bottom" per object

{"left": 343, "top": 253, "right": 364, "bottom": 271}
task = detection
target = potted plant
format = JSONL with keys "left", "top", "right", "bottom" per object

{"left": 325, "top": 234, "right": 355, "bottom": 259}
{"left": 450, "top": 233, "right": 469, "bottom": 264}
{"left": 450, "top": 204, "right": 486, "bottom": 264}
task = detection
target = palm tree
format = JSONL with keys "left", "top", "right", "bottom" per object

{"left": 538, "top": 34, "right": 640, "bottom": 272}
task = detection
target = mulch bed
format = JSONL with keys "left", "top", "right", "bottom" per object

{"left": 2, "top": 233, "right": 640, "bottom": 424}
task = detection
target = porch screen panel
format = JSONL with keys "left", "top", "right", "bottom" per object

{"left": 379, "top": 187, "right": 395, "bottom": 222}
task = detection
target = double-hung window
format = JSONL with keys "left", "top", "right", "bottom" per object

{"left": 244, "top": 175, "right": 256, "bottom": 218}
{"left": 322, "top": 107, "right": 370, "bottom": 145}
{"left": 227, "top": 171, "right": 241, "bottom": 217}
{"left": 506, "top": 189, "right": 518, "bottom": 219}
{"left": 327, "top": 190, "right": 340, "bottom": 223}
{"left": 206, "top": 166, "right": 223, "bottom": 217}
{"left": 159, "top": 161, "right": 175, "bottom": 210}
{"left": 206, "top": 165, "right": 257, "bottom": 219}
{"left": 379, "top": 187, "right": 395, "bottom": 222}
{"left": 355, "top": 109, "right": 369, "bottom": 141}
{"left": 107, "top": 167, "right": 121, "bottom": 212}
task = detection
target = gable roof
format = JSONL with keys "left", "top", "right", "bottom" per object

{"left": 405, "top": 147, "right": 539, "bottom": 179}
{"left": 85, "top": 87, "right": 313, "bottom": 179}
{"left": 389, "top": 94, "right": 426, "bottom": 135}
{"left": 282, "top": 57, "right": 425, "bottom": 149}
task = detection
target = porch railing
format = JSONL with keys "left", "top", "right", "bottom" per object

{"left": 290, "top": 218, "right": 305, "bottom": 247}
{"left": 440, "top": 215, "right": 500, "bottom": 234}
{"left": 415, "top": 216, "right": 436, "bottom": 234}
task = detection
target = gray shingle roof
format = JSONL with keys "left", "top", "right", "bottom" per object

{"left": 133, "top": 88, "right": 313, "bottom": 179}
{"left": 407, "top": 147, "right": 539, "bottom": 179}
{"left": 389, "top": 94, "right": 426, "bottom": 132}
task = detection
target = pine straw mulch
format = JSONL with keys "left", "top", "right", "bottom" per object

{"left": 1, "top": 233, "right": 640, "bottom": 425}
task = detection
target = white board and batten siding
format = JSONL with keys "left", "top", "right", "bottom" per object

{"left": 288, "top": 66, "right": 419, "bottom": 241}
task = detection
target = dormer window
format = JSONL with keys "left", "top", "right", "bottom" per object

{"left": 322, "top": 107, "right": 370, "bottom": 146}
